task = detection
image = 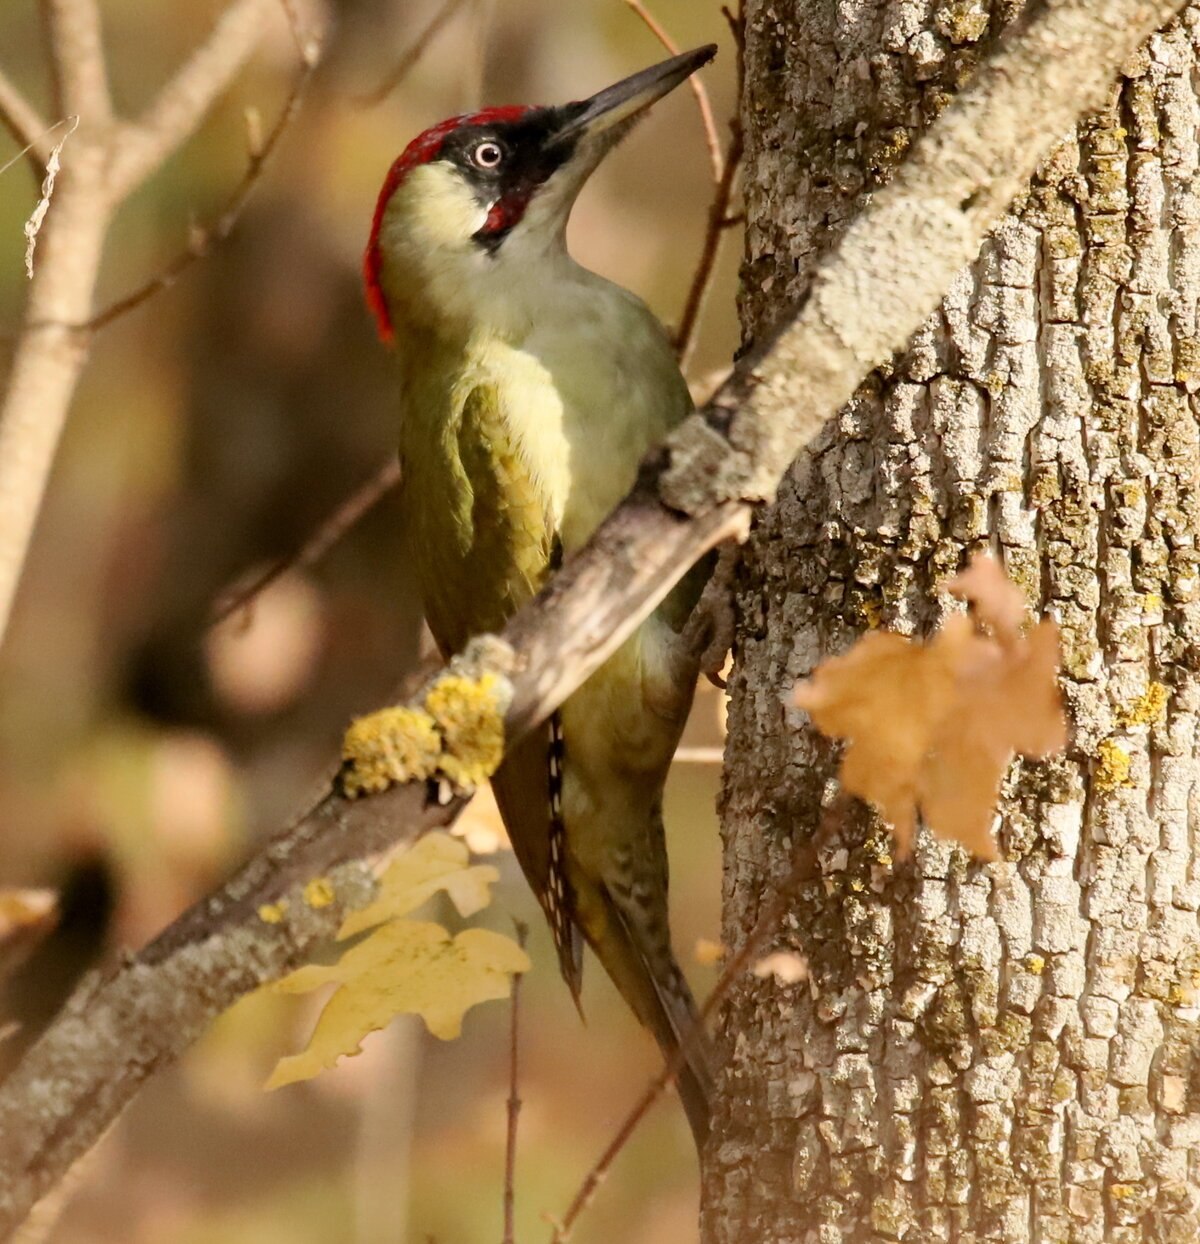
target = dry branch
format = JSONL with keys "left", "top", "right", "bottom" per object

{"left": 673, "top": 1, "right": 743, "bottom": 370}
{"left": 208, "top": 457, "right": 403, "bottom": 629}
{"left": 503, "top": 921, "right": 528, "bottom": 1244}
{"left": 357, "top": 0, "right": 472, "bottom": 106}
{"left": 0, "top": 0, "right": 289, "bottom": 644}
{"left": 89, "top": 34, "right": 319, "bottom": 332}
{"left": 0, "top": 69, "right": 52, "bottom": 171}
{"left": 107, "top": 0, "right": 276, "bottom": 198}
{"left": 547, "top": 835, "right": 823, "bottom": 1242}
{"left": 624, "top": 0, "right": 724, "bottom": 183}
{"left": 41, "top": 0, "right": 111, "bottom": 123}
{"left": 0, "top": 0, "right": 1186, "bottom": 1231}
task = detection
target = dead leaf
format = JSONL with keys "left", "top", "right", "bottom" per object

{"left": 0, "top": 889, "right": 58, "bottom": 983}
{"left": 265, "top": 831, "right": 520, "bottom": 1090}
{"left": 947, "top": 554, "right": 1027, "bottom": 639}
{"left": 752, "top": 952, "right": 809, "bottom": 983}
{"left": 794, "top": 555, "right": 1066, "bottom": 859}
{"left": 266, "top": 922, "right": 529, "bottom": 1088}
{"left": 694, "top": 937, "right": 726, "bottom": 966}
{"left": 338, "top": 831, "right": 499, "bottom": 939}
{"left": 452, "top": 781, "right": 510, "bottom": 856}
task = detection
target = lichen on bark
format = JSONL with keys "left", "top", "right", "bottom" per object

{"left": 708, "top": 2, "right": 1200, "bottom": 1240}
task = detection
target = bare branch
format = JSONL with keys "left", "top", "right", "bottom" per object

{"left": 503, "top": 921, "right": 528, "bottom": 1244}
{"left": 357, "top": 0, "right": 472, "bottom": 107}
{"left": 0, "top": 1, "right": 311, "bottom": 645}
{"left": 675, "top": 122, "right": 742, "bottom": 369}
{"left": 0, "top": 68, "right": 52, "bottom": 172}
{"left": 89, "top": 26, "right": 320, "bottom": 331}
{"left": 40, "top": 0, "right": 111, "bottom": 123}
{"left": 547, "top": 835, "right": 823, "bottom": 1243}
{"left": 673, "top": 4, "right": 744, "bottom": 369}
{"left": 108, "top": 0, "right": 275, "bottom": 198}
{"left": 0, "top": 0, "right": 1186, "bottom": 1228}
{"left": 623, "top": 0, "right": 724, "bottom": 183}
{"left": 0, "top": 143, "right": 112, "bottom": 644}
{"left": 209, "top": 458, "right": 401, "bottom": 630}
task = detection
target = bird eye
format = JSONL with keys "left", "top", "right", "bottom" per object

{"left": 472, "top": 140, "right": 504, "bottom": 169}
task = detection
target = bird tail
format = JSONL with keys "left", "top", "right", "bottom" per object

{"left": 605, "top": 898, "right": 713, "bottom": 1150}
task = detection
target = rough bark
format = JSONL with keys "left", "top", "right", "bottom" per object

{"left": 706, "top": 2, "right": 1200, "bottom": 1241}
{"left": 0, "top": 0, "right": 1188, "bottom": 1232}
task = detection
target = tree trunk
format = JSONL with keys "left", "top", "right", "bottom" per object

{"left": 705, "top": 2, "right": 1200, "bottom": 1240}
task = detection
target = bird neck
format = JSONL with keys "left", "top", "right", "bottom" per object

{"left": 378, "top": 214, "right": 586, "bottom": 346}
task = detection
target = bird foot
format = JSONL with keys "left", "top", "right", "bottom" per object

{"left": 684, "top": 542, "right": 741, "bottom": 688}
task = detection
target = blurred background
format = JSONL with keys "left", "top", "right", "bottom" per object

{"left": 0, "top": 1, "right": 739, "bottom": 1240}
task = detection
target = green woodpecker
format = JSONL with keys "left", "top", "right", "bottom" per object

{"left": 364, "top": 48, "right": 716, "bottom": 1145}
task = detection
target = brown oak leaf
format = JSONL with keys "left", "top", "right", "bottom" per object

{"left": 794, "top": 555, "right": 1066, "bottom": 859}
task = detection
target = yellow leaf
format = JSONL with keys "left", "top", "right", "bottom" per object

{"left": 266, "top": 921, "right": 529, "bottom": 1089}
{"left": 338, "top": 831, "right": 499, "bottom": 939}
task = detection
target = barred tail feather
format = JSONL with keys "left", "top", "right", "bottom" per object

{"left": 489, "top": 721, "right": 583, "bottom": 1002}
{"left": 607, "top": 901, "right": 713, "bottom": 1149}
{"left": 546, "top": 712, "right": 584, "bottom": 1005}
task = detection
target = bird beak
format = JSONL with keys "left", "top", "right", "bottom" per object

{"left": 552, "top": 45, "right": 718, "bottom": 150}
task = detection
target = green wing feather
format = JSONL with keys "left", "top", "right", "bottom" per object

{"left": 402, "top": 382, "right": 583, "bottom": 992}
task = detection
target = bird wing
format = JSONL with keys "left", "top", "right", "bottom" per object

{"left": 414, "top": 382, "right": 584, "bottom": 996}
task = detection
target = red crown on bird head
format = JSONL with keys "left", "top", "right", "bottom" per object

{"left": 363, "top": 106, "right": 532, "bottom": 343}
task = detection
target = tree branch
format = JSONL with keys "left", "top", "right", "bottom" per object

{"left": 208, "top": 458, "right": 403, "bottom": 630}
{"left": 357, "top": 0, "right": 472, "bottom": 107}
{"left": 108, "top": 0, "right": 275, "bottom": 198}
{"left": 0, "top": 67, "right": 51, "bottom": 172}
{"left": 89, "top": 24, "right": 319, "bottom": 331}
{"left": 547, "top": 832, "right": 823, "bottom": 1243}
{"left": 0, "top": 0, "right": 1186, "bottom": 1231}
{"left": 0, "top": 0, "right": 299, "bottom": 647}
{"left": 40, "top": 0, "right": 111, "bottom": 124}
{"left": 673, "top": 1, "right": 744, "bottom": 370}
{"left": 623, "top": 0, "right": 724, "bottom": 183}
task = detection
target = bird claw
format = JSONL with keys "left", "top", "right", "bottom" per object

{"left": 684, "top": 542, "right": 740, "bottom": 687}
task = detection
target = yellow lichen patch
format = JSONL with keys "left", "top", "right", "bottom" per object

{"left": 860, "top": 596, "right": 884, "bottom": 630}
{"left": 1025, "top": 954, "right": 1046, "bottom": 975}
{"left": 304, "top": 878, "right": 335, "bottom": 909}
{"left": 424, "top": 673, "right": 505, "bottom": 789}
{"left": 1095, "top": 738, "right": 1134, "bottom": 791}
{"left": 341, "top": 706, "right": 442, "bottom": 797}
{"left": 341, "top": 669, "right": 508, "bottom": 799}
{"left": 1109, "top": 1183, "right": 1143, "bottom": 1203}
{"left": 1119, "top": 682, "right": 1168, "bottom": 728}
{"left": 259, "top": 901, "right": 288, "bottom": 925}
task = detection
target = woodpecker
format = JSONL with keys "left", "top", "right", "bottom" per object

{"left": 365, "top": 48, "right": 717, "bottom": 1145}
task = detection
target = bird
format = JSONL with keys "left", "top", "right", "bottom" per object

{"left": 364, "top": 47, "right": 717, "bottom": 1146}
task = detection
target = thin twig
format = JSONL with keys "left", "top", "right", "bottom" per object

{"left": 673, "top": 2, "right": 745, "bottom": 370}
{"left": 623, "top": 0, "right": 723, "bottom": 183}
{"left": 208, "top": 457, "right": 402, "bottom": 630}
{"left": 357, "top": 0, "right": 472, "bottom": 107}
{"left": 107, "top": 0, "right": 275, "bottom": 198}
{"left": 720, "top": 5, "right": 745, "bottom": 51}
{"left": 0, "top": 68, "right": 51, "bottom": 173}
{"left": 546, "top": 839, "right": 823, "bottom": 1243}
{"left": 503, "top": 921, "right": 529, "bottom": 1244}
{"left": 85, "top": 20, "right": 320, "bottom": 332}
